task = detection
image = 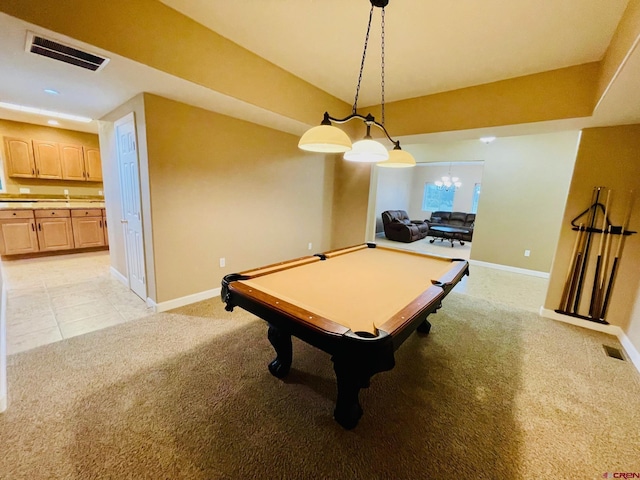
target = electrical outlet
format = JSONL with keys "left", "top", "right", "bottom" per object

{"left": 98, "top": 190, "right": 103, "bottom": 195}
{"left": 19, "top": 187, "right": 30, "bottom": 194}
{"left": 308, "top": 243, "right": 313, "bottom": 250}
{"left": 63, "top": 189, "right": 69, "bottom": 195}
{"left": 219, "top": 257, "right": 226, "bottom": 268}
{"left": 524, "top": 250, "right": 531, "bottom": 257}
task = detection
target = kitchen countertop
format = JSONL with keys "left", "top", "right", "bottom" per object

{"left": 0, "top": 201, "right": 105, "bottom": 210}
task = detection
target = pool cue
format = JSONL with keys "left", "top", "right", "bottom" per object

{"left": 594, "top": 224, "right": 613, "bottom": 319}
{"left": 565, "top": 225, "right": 587, "bottom": 312}
{"left": 560, "top": 223, "right": 584, "bottom": 312}
{"left": 589, "top": 189, "right": 611, "bottom": 317}
{"left": 600, "top": 191, "right": 635, "bottom": 320}
{"left": 573, "top": 186, "right": 601, "bottom": 313}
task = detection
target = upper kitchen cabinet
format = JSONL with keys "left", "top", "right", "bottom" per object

{"left": 3, "top": 137, "right": 36, "bottom": 178}
{"left": 32, "top": 140, "right": 63, "bottom": 179}
{"left": 3, "top": 135, "right": 102, "bottom": 182}
{"left": 60, "top": 144, "right": 102, "bottom": 182}
{"left": 60, "top": 143, "right": 86, "bottom": 181}
{"left": 84, "top": 147, "right": 102, "bottom": 182}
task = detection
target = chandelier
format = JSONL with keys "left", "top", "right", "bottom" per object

{"left": 435, "top": 164, "right": 462, "bottom": 190}
{"left": 298, "top": 0, "right": 416, "bottom": 168}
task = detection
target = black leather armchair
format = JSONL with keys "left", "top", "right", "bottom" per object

{"left": 382, "top": 210, "right": 430, "bottom": 243}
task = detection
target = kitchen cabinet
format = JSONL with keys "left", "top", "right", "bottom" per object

{"left": 84, "top": 147, "right": 102, "bottom": 181}
{"left": 60, "top": 144, "right": 102, "bottom": 182}
{"left": 0, "top": 206, "right": 109, "bottom": 257}
{"left": 3, "top": 136, "right": 101, "bottom": 182}
{"left": 71, "top": 208, "right": 105, "bottom": 248}
{"left": 3, "top": 137, "right": 36, "bottom": 178}
{"left": 35, "top": 209, "right": 74, "bottom": 251}
{"left": 102, "top": 209, "right": 109, "bottom": 246}
{"left": 59, "top": 143, "right": 86, "bottom": 181}
{"left": 32, "top": 140, "right": 63, "bottom": 179}
{"left": 0, "top": 210, "right": 39, "bottom": 255}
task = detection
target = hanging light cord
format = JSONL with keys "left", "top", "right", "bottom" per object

{"left": 380, "top": 7, "right": 386, "bottom": 126}
{"left": 352, "top": 4, "right": 375, "bottom": 115}
{"left": 319, "top": 0, "right": 406, "bottom": 154}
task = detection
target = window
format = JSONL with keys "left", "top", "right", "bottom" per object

{"left": 471, "top": 183, "right": 481, "bottom": 214}
{"left": 422, "top": 183, "right": 454, "bottom": 211}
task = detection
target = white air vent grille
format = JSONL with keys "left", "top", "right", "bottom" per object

{"left": 26, "top": 32, "right": 110, "bottom": 72}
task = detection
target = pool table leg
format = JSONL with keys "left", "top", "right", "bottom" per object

{"left": 267, "top": 324, "right": 292, "bottom": 379}
{"left": 332, "top": 357, "right": 367, "bottom": 429}
{"left": 417, "top": 319, "right": 432, "bottom": 334}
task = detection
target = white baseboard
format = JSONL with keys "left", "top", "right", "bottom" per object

{"left": 469, "top": 259, "right": 550, "bottom": 278}
{"left": 540, "top": 307, "right": 640, "bottom": 374}
{"left": 110, "top": 267, "right": 128, "bottom": 287}
{"left": 147, "top": 287, "right": 222, "bottom": 313}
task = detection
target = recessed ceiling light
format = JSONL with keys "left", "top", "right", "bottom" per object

{"left": 47, "top": 120, "right": 60, "bottom": 126}
{"left": 0, "top": 102, "right": 92, "bottom": 123}
{"left": 479, "top": 136, "right": 496, "bottom": 144}
{"left": 44, "top": 88, "right": 60, "bottom": 95}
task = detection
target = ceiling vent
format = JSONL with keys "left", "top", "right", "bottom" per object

{"left": 25, "top": 32, "right": 110, "bottom": 72}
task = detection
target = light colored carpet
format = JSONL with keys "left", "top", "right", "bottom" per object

{"left": 1, "top": 293, "right": 639, "bottom": 479}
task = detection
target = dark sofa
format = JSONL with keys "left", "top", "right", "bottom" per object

{"left": 427, "top": 211, "right": 476, "bottom": 242}
{"left": 382, "top": 210, "right": 430, "bottom": 243}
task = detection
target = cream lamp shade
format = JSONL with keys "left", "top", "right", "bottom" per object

{"left": 377, "top": 148, "right": 416, "bottom": 168}
{"left": 298, "top": 125, "right": 352, "bottom": 153}
{"left": 343, "top": 139, "right": 389, "bottom": 162}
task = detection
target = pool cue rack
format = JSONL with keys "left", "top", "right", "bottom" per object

{"left": 555, "top": 187, "right": 636, "bottom": 324}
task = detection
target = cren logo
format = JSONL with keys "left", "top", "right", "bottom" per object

{"left": 603, "top": 473, "right": 640, "bottom": 479}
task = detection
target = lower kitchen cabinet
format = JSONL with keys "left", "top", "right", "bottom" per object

{"left": 0, "top": 207, "right": 109, "bottom": 256}
{"left": 71, "top": 209, "right": 106, "bottom": 248}
{"left": 35, "top": 209, "right": 74, "bottom": 251}
{"left": 102, "top": 209, "right": 109, "bottom": 246}
{"left": 0, "top": 210, "right": 39, "bottom": 255}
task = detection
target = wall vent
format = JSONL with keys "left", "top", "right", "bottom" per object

{"left": 25, "top": 32, "right": 110, "bottom": 72}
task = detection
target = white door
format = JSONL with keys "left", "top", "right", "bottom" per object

{"left": 115, "top": 113, "right": 147, "bottom": 300}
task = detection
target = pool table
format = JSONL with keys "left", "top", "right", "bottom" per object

{"left": 221, "top": 243, "right": 469, "bottom": 429}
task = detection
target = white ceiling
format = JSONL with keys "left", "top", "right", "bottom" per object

{"left": 0, "top": 0, "right": 638, "bottom": 139}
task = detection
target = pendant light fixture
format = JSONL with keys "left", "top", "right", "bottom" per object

{"left": 298, "top": 0, "right": 415, "bottom": 167}
{"left": 435, "top": 163, "right": 462, "bottom": 190}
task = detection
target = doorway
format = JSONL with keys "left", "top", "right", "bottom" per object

{"left": 370, "top": 161, "right": 485, "bottom": 258}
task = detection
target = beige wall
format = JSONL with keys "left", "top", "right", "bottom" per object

{"left": 629, "top": 284, "right": 640, "bottom": 353}
{"left": 140, "top": 94, "right": 333, "bottom": 303}
{"left": 0, "top": 119, "right": 102, "bottom": 196}
{"left": 373, "top": 168, "right": 413, "bottom": 233}
{"left": 331, "top": 160, "right": 372, "bottom": 249}
{"left": 545, "top": 125, "right": 640, "bottom": 338}
{"left": 366, "top": 63, "right": 599, "bottom": 137}
{"left": 404, "top": 131, "right": 580, "bottom": 272}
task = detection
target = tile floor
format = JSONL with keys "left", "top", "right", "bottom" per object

{"left": 375, "top": 235, "right": 549, "bottom": 313}
{"left": 2, "top": 240, "right": 550, "bottom": 356}
{"left": 375, "top": 234, "right": 472, "bottom": 260}
{"left": 2, "top": 251, "right": 154, "bottom": 355}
